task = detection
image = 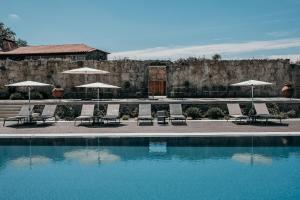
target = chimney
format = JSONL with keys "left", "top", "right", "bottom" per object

{"left": 1, "top": 38, "right": 18, "bottom": 52}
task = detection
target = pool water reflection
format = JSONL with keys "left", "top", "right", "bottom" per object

{"left": 1, "top": 145, "right": 300, "bottom": 200}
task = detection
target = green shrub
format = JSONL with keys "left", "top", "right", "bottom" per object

{"left": 94, "top": 109, "right": 105, "bottom": 117}
{"left": 55, "top": 105, "right": 81, "bottom": 120}
{"left": 268, "top": 103, "right": 280, "bottom": 115}
{"left": 120, "top": 105, "right": 138, "bottom": 118}
{"left": 0, "top": 90, "right": 9, "bottom": 99}
{"left": 130, "top": 107, "right": 138, "bottom": 118}
{"left": 286, "top": 110, "right": 297, "bottom": 118}
{"left": 242, "top": 103, "right": 254, "bottom": 116}
{"left": 122, "top": 115, "right": 130, "bottom": 120}
{"left": 206, "top": 107, "right": 224, "bottom": 119}
{"left": 248, "top": 108, "right": 256, "bottom": 116}
{"left": 30, "top": 91, "right": 44, "bottom": 99}
{"left": 9, "top": 92, "right": 25, "bottom": 100}
{"left": 120, "top": 105, "right": 130, "bottom": 116}
{"left": 185, "top": 107, "right": 202, "bottom": 119}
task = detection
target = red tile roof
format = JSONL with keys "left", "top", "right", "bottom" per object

{"left": 0, "top": 44, "right": 108, "bottom": 55}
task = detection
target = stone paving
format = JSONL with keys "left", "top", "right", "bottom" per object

{"left": 0, "top": 120, "right": 299, "bottom": 137}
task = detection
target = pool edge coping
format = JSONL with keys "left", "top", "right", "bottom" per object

{"left": 1, "top": 131, "right": 300, "bottom": 138}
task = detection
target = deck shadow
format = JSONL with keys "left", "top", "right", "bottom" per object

{"left": 77, "top": 123, "right": 127, "bottom": 128}
{"left": 232, "top": 121, "right": 289, "bottom": 127}
{"left": 5, "top": 122, "right": 56, "bottom": 128}
{"left": 170, "top": 122, "right": 187, "bottom": 126}
{"left": 138, "top": 122, "right": 154, "bottom": 126}
{"left": 157, "top": 123, "right": 169, "bottom": 126}
{"left": 251, "top": 121, "right": 289, "bottom": 127}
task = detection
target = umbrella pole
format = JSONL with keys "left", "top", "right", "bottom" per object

{"left": 28, "top": 86, "right": 31, "bottom": 122}
{"left": 29, "top": 138, "right": 32, "bottom": 169}
{"left": 85, "top": 74, "right": 88, "bottom": 99}
{"left": 251, "top": 85, "right": 254, "bottom": 109}
{"left": 251, "top": 136, "right": 254, "bottom": 166}
{"left": 97, "top": 88, "right": 100, "bottom": 112}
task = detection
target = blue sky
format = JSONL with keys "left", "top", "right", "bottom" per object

{"left": 1, "top": 0, "right": 300, "bottom": 61}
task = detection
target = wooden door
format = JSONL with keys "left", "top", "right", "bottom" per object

{"left": 149, "top": 81, "right": 166, "bottom": 96}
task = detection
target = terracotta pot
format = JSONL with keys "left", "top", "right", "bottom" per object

{"left": 281, "top": 83, "right": 294, "bottom": 98}
{"left": 52, "top": 87, "right": 64, "bottom": 98}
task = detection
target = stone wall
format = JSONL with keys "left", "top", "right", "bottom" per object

{"left": 167, "top": 59, "right": 297, "bottom": 97}
{"left": 0, "top": 58, "right": 299, "bottom": 98}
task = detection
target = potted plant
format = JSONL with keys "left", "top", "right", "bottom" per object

{"left": 52, "top": 85, "right": 64, "bottom": 98}
{"left": 281, "top": 82, "right": 294, "bottom": 98}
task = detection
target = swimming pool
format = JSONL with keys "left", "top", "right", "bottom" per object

{"left": 1, "top": 145, "right": 300, "bottom": 200}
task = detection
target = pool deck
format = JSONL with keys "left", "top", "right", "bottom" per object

{"left": 0, "top": 97, "right": 300, "bottom": 105}
{"left": 0, "top": 120, "right": 299, "bottom": 138}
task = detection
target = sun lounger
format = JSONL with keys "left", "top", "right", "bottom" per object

{"left": 74, "top": 104, "right": 95, "bottom": 126}
{"left": 169, "top": 104, "right": 186, "bottom": 123}
{"left": 3, "top": 105, "right": 32, "bottom": 126}
{"left": 227, "top": 103, "right": 248, "bottom": 121}
{"left": 253, "top": 103, "right": 282, "bottom": 124}
{"left": 137, "top": 104, "right": 153, "bottom": 125}
{"left": 102, "top": 104, "right": 120, "bottom": 124}
{"left": 32, "top": 105, "right": 57, "bottom": 123}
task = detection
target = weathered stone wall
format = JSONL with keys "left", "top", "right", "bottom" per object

{"left": 0, "top": 58, "right": 299, "bottom": 98}
{"left": 167, "top": 59, "right": 297, "bottom": 97}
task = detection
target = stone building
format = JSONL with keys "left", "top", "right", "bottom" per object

{"left": 0, "top": 58, "right": 299, "bottom": 99}
{"left": 0, "top": 39, "right": 109, "bottom": 61}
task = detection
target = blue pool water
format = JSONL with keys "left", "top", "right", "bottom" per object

{"left": 1, "top": 145, "right": 300, "bottom": 200}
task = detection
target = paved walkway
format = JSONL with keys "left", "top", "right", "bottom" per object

{"left": 0, "top": 97, "right": 299, "bottom": 105}
{"left": 1, "top": 120, "right": 299, "bottom": 137}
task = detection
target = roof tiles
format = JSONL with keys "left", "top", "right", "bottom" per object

{"left": 0, "top": 44, "right": 107, "bottom": 55}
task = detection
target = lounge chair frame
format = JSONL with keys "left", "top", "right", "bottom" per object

{"left": 252, "top": 103, "right": 282, "bottom": 124}
{"left": 3, "top": 105, "right": 32, "bottom": 126}
{"left": 102, "top": 104, "right": 121, "bottom": 124}
{"left": 137, "top": 104, "right": 153, "bottom": 125}
{"left": 227, "top": 103, "right": 249, "bottom": 122}
{"left": 169, "top": 104, "right": 186, "bottom": 124}
{"left": 32, "top": 105, "right": 57, "bottom": 123}
{"left": 74, "top": 104, "right": 95, "bottom": 126}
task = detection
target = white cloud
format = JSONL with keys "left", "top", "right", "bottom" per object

{"left": 9, "top": 13, "right": 20, "bottom": 20}
{"left": 232, "top": 153, "right": 272, "bottom": 165}
{"left": 9, "top": 156, "right": 52, "bottom": 168}
{"left": 64, "top": 149, "right": 120, "bottom": 165}
{"left": 109, "top": 38, "right": 300, "bottom": 60}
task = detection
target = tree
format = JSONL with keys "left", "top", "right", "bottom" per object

{"left": 212, "top": 54, "right": 222, "bottom": 61}
{"left": 0, "top": 22, "right": 27, "bottom": 48}
{"left": 16, "top": 38, "right": 27, "bottom": 47}
{"left": 0, "top": 22, "right": 16, "bottom": 40}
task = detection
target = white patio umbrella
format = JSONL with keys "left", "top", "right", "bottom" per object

{"left": 76, "top": 82, "right": 120, "bottom": 111}
{"left": 5, "top": 81, "right": 52, "bottom": 120}
{"left": 232, "top": 153, "right": 272, "bottom": 165}
{"left": 231, "top": 80, "right": 273, "bottom": 107}
{"left": 62, "top": 67, "right": 109, "bottom": 99}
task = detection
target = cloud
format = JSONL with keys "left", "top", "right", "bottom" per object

{"left": 109, "top": 38, "right": 300, "bottom": 60}
{"left": 9, "top": 156, "right": 52, "bottom": 168}
{"left": 232, "top": 153, "right": 272, "bottom": 165}
{"left": 64, "top": 149, "right": 120, "bottom": 165}
{"left": 9, "top": 13, "right": 20, "bottom": 20}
